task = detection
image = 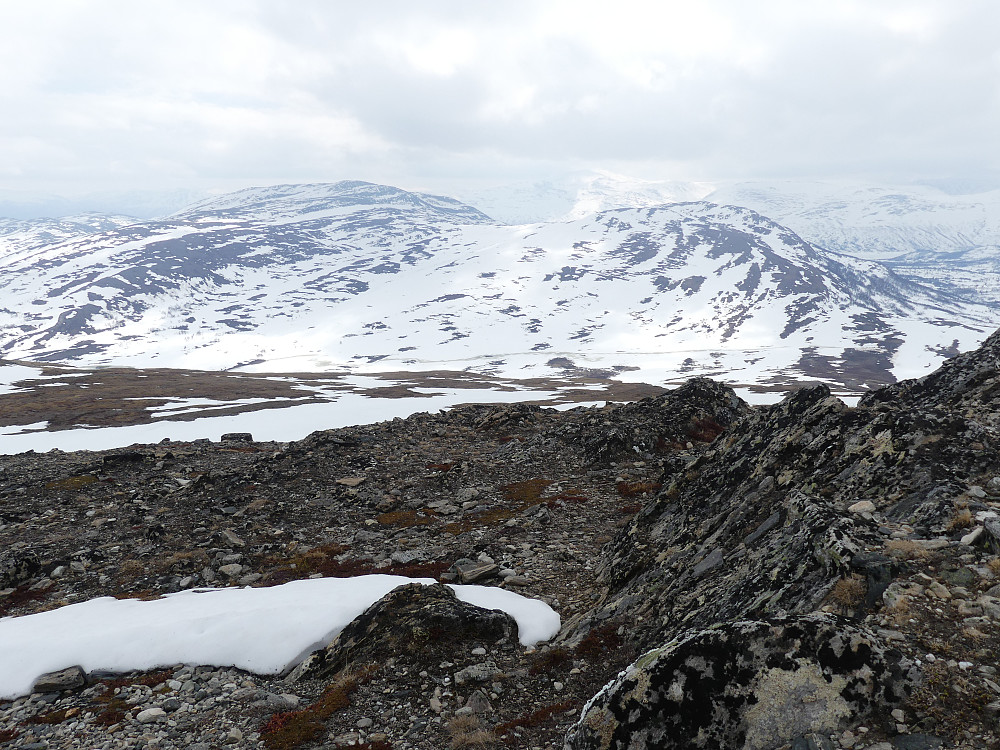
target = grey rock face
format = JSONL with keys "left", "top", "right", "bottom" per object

{"left": 564, "top": 615, "right": 916, "bottom": 750}
{"left": 562, "top": 337, "right": 1000, "bottom": 747}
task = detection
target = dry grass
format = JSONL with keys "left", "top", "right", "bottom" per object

{"left": 885, "top": 540, "right": 931, "bottom": 560}
{"left": 43, "top": 475, "right": 98, "bottom": 491}
{"left": 988, "top": 557, "right": 1000, "bottom": 576}
{"left": 887, "top": 596, "right": 912, "bottom": 627}
{"left": 946, "top": 507, "right": 975, "bottom": 532}
{"left": 447, "top": 715, "right": 498, "bottom": 749}
{"left": 152, "top": 549, "right": 208, "bottom": 574}
{"left": 908, "top": 661, "right": 994, "bottom": 734}
{"left": 829, "top": 574, "right": 867, "bottom": 609}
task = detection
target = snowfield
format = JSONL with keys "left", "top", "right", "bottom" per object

{"left": 0, "top": 575, "right": 561, "bottom": 700}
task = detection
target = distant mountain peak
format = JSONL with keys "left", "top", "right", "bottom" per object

{"left": 172, "top": 181, "right": 495, "bottom": 224}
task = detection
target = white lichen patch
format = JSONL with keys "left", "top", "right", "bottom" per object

{"left": 742, "top": 660, "right": 850, "bottom": 750}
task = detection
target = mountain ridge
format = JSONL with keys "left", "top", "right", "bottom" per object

{"left": 1, "top": 181, "right": 996, "bottom": 394}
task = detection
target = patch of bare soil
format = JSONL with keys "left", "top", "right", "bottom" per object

{"left": 0, "top": 360, "right": 670, "bottom": 432}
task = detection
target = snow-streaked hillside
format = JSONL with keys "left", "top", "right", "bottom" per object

{"left": 459, "top": 174, "right": 1000, "bottom": 307}
{"left": 461, "top": 173, "right": 1000, "bottom": 260}
{"left": 1, "top": 181, "right": 997, "bottom": 392}
{"left": 0, "top": 214, "right": 138, "bottom": 260}
{"left": 706, "top": 181, "right": 1000, "bottom": 260}
{"left": 172, "top": 181, "right": 493, "bottom": 224}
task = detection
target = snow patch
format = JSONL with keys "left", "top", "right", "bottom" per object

{"left": 0, "top": 575, "right": 560, "bottom": 699}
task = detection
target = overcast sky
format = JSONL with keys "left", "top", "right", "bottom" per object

{"left": 2, "top": 0, "right": 999, "bottom": 201}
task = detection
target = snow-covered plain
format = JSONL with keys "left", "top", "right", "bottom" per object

{"left": 0, "top": 575, "right": 561, "bottom": 700}
{"left": 0, "top": 360, "right": 609, "bottom": 454}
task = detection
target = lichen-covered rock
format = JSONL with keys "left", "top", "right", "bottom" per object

{"left": 0, "top": 551, "right": 41, "bottom": 589}
{"left": 287, "top": 583, "right": 517, "bottom": 681}
{"left": 564, "top": 615, "right": 917, "bottom": 750}
{"left": 860, "top": 326, "right": 1000, "bottom": 431}
{"left": 568, "top": 378, "right": 749, "bottom": 465}
{"left": 571, "top": 377, "right": 1000, "bottom": 655}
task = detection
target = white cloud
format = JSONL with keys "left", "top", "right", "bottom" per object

{"left": 1, "top": 0, "right": 998, "bottom": 197}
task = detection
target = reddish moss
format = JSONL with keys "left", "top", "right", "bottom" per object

{"left": 261, "top": 668, "right": 372, "bottom": 750}
{"left": 263, "top": 544, "right": 451, "bottom": 585}
{"left": 377, "top": 509, "right": 434, "bottom": 528}
{"left": 0, "top": 584, "right": 52, "bottom": 617}
{"left": 544, "top": 494, "right": 589, "bottom": 508}
{"left": 686, "top": 416, "right": 725, "bottom": 443}
{"left": 574, "top": 622, "right": 626, "bottom": 660}
{"left": 113, "top": 590, "right": 161, "bottom": 601}
{"left": 92, "top": 698, "right": 129, "bottom": 727}
{"left": 99, "top": 668, "right": 175, "bottom": 692}
{"left": 24, "top": 707, "right": 75, "bottom": 725}
{"left": 495, "top": 700, "right": 577, "bottom": 744}
{"left": 616, "top": 481, "right": 661, "bottom": 498}
{"left": 528, "top": 647, "right": 572, "bottom": 675}
{"left": 501, "top": 479, "right": 553, "bottom": 504}
{"left": 619, "top": 502, "right": 642, "bottom": 515}
{"left": 0, "top": 728, "right": 19, "bottom": 742}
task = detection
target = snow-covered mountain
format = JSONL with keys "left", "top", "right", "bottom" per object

{"left": 459, "top": 174, "right": 1000, "bottom": 307}
{"left": 706, "top": 181, "right": 1000, "bottom": 261}
{"left": 0, "top": 188, "right": 205, "bottom": 221}
{"left": 1, "top": 181, "right": 997, "bottom": 391}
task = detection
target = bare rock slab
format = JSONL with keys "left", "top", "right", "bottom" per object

{"left": 454, "top": 560, "right": 499, "bottom": 583}
{"left": 32, "top": 665, "right": 85, "bottom": 693}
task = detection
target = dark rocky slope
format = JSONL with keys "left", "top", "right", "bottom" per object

{"left": 0, "top": 336, "right": 999, "bottom": 749}
{"left": 564, "top": 329, "right": 1000, "bottom": 749}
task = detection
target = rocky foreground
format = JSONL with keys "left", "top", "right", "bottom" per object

{"left": 2, "top": 331, "right": 1000, "bottom": 749}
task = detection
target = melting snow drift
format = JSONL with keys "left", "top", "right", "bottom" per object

{"left": 0, "top": 575, "right": 561, "bottom": 699}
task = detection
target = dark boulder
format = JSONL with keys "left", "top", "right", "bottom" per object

{"left": 574, "top": 378, "right": 749, "bottom": 465}
{"left": 288, "top": 583, "right": 518, "bottom": 681}
{"left": 1, "top": 551, "right": 41, "bottom": 589}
